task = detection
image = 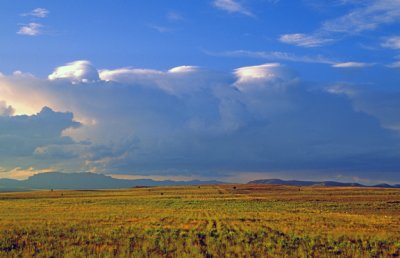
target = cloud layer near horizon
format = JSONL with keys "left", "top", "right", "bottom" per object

{"left": 1, "top": 61, "right": 400, "bottom": 182}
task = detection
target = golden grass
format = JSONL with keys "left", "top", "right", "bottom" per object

{"left": 0, "top": 185, "right": 399, "bottom": 257}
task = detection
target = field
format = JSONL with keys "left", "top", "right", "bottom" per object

{"left": 0, "top": 185, "right": 399, "bottom": 257}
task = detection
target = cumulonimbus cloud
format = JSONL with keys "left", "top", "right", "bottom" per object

{"left": 1, "top": 60, "right": 400, "bottom": 182}
{"left": 0, "top": 106, "right": 81, "bottom": 172}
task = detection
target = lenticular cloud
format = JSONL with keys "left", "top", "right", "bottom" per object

{"left": 48, "top": 60, "right": 100, "bottom": 83}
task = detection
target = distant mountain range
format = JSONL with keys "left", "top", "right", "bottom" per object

{"left": 248, "top": 179, "right": 400, "bottom": 188}
{"left": 1, "top": 173, "right": 399, "bottom": 192}
{"left": 0, "top": 172, "right": 224, "bottom": 191}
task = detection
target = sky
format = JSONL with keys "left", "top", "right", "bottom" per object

{"left": 0, "top": 0, "right": 400, "bottom": 184}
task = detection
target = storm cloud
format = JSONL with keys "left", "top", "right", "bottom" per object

{"left": 0, "top": 106, "right": 81, "bottom": 171}
{"left": 0, "top": 61, "right": 399, "bottom": 182}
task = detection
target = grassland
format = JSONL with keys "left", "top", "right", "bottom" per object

{"left": 0, "top": 184, "right": 399, "bottom": 257}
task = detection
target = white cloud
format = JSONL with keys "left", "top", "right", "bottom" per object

{"left": 213, "top": 0, "right": 253, "bottom": 16}
{"left": 234, "top": 63, "right": 292, "bottom": 86}
{"left": 22, "top": 8, "right": 49, "bottom": 18}
{"left": 168, "top": 66, "right": 199, "bottom": 73}
{"left": 326, "top": 83, "right": 357, "bottom": 96}
{"left": 100, "top": 66, "right": 199, "bottom": 79}
{"left": 279, "top": 33, "right": 333, "bottom": 47}
{"left": 0, "top": 72, "right": 56, "bottom": 116}
{"left": 99, "top": 65, "right": 213, "bottom": 95}
{"left": 381, "top": 36, "right": 400, "bottom": 49}
{"left": 387, "top": 61, "right": 400, "bottom": 68}
{"left": 204, "top": 49, "right": 336, "bottom": 64}
{"left": 0, "top": 167, "right": 54, "bottom": 180}
{"left": 17, "top": 23, "right": 42, "bottom": 36}
{"left": 323, "top": 0, "right": 400, "bottom": 33}
{"left": 332, "top": 62, "right": 372, "bottom": 68}
{"left": 99, "top": 68, "right": 162, "bottom": 81}
{"left": 148, "top": 24, "right": 172, "bottom": 33}
{"left": 48, "top": 60, "right": 100, "bottom": 83}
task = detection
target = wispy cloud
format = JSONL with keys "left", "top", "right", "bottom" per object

{"left": 284, "top": 1, "right": 400, "bottom": 48}
{"left": 206, "top": 49, "right": 375, "bottom": 69}
{"left": 387, "top": 61, "right": 400, "bottom": 68}
{"left": 148, "top": 24, "right": 172, "bottom": 33}
{"left": 17, "top": 23, "right": 43, "bottom": 36}
{"left": 381, "top": 36, "right": 400, "bottom": 49}
{"left": 21, "top": 8, "right": 49, "bottom": 18}
{"left": 166, "top": 11, "right": 184, "bottom": 22}
{"left": 204, "top": 49, "right": 337, "bottom": 64}
{"left": 332, "top": 62, "right": 373, "bottom": 68}
{"left": 279, "top": 33, "right": 334, "bottom": 47}
{"left": 213, "top": 0, "right": 254, "bottom": 16}
{"left": 323, "top": 0, "right": 400, "bottom": 33}
{"left": 18, "top": 8, "right": 49, "bottom": 36}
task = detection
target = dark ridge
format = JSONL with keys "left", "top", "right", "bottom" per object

{"left": 372, "top": 183, "right": 395, "bottom": 188}
{"left": 248, "top": 179, "right": 400, "bottom": 188}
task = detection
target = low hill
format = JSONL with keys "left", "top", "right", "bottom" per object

{"left": 0, "top": 172, "right": 224, "bottom": 191}
{"left": 248, "top": 178, "right": 400, "bottom": 188}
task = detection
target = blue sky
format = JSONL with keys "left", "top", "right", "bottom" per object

{"left": 2, "top": 0, "right": 399, "bottom": 78}
{"left": 0, "top": 0, "right": 400, "bottom": 183}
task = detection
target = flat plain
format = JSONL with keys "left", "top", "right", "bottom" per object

{"left": 0, "top": 185, "right": 399, "bottom": 257}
